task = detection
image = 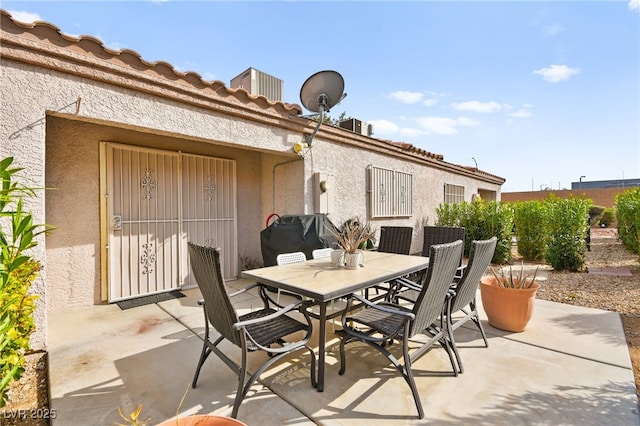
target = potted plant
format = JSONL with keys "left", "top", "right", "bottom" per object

{"left": 479, "top": 263, "right": 540, "bottom": 332}
{"left": 328, "top": 217, "right": 375, "bottom": 269}
{"left": 117, "top": 403, "right": 247, "bottom": 426}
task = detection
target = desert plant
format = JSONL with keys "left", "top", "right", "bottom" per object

{"left": 115, "top": 404, "right": 151, "bottom": 426}
{"left": 489, "top": 263, "right": 539, "bottom": 289}
{"left": 327, "top": 217, "right": 375, "bottom": 254}
{"left": 0, "top": 157, "right": 51, "bottom": 407}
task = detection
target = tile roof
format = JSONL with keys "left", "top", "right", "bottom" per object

{"left": 1, "top": 9, "right": 504, "bottom": 184}
{"left": 0, "top": 9, "right": 302, "bottom": 116}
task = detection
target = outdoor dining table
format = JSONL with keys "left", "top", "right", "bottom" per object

{"left": 241, "top": 250, "right": 429, "bottom": 392}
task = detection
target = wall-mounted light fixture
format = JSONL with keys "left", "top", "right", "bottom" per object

{"left": 320, "top": 180, "right": 330, "bottom": 193}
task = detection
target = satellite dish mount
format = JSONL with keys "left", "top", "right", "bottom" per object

{"left": 298, "top": 70, "right": 346, "bottom": 147}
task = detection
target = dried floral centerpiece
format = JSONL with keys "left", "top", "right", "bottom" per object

{"left": 327, "top": 217, "right": 376, "bottom": 269}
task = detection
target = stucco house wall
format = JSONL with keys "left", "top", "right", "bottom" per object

{"left": 1, "top": 9, "right": 504, "bottom": 351}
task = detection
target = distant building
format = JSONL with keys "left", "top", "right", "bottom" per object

{"left": 571, "top": 178, "right": 640, "bottom": 190}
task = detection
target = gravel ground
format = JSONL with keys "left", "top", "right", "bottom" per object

{"left": 1, "top": 227, "right": 638, "bottom": 424}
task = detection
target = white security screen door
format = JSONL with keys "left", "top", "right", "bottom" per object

{"left": 181, "top": 153, "right": 237, "bottom": 285}
{"left": 105, "top": 144, "right": 237, "bottom": 302}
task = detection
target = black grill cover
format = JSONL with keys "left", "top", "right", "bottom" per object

{"left": 260, "top": 214, "right": 340, "bottom": 267}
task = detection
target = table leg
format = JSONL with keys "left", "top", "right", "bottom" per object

{"left": 317, "top": 302, "right": 327, "bottom": 392}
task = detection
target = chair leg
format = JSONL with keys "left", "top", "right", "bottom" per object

{"left": 402, "top": 337, "right": 424, "bottom": 419}
{"left": 192, "top": 321, "right": 220, "bottom": 388}
{"left": 232, "top": 344, "right": 317, "bottom": 417}
{"left": 470, "top": 299, "right": 489, "bottom": 347}
{"left": 446, "top": 316, "right": 463, "bottom": 374}
{"left": 231, "top": 348, "right": 248, "bottom": 418}
{"left": 191, "top": 345, "right": 212, "bottom": 388}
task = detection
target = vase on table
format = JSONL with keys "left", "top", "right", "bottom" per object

{"left": 344, "top": 251, "right": 363, "bottom": 269}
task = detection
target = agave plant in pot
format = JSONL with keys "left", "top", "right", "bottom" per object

{"left": 328, "top": 217, "right": 375, "bottom": 269}
{"left": 480, "top": 263, "right": 540, "bottom": 332}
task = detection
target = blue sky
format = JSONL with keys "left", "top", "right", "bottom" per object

{"left": 4, "top": 0, "right": 640, "bottom": 192}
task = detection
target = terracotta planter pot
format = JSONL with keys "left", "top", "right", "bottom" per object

{"left": 480, "top": 277, "right": 540, "bottom": 332}
{"left": 156, "top": 415, "right": 247, "bottom": 426}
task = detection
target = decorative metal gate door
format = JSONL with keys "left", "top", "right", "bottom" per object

{"left": 181, "top": 153, "right": 237, "bottom": 286}
{"left": 105, "top": 144, "right": 237, "bottom": 302}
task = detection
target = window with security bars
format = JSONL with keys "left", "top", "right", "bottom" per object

{"left": 444, "top": 183, "right": 465, "bottom": 204}
{"left": 369, "top": 166, "right": 413, "bottom": 218}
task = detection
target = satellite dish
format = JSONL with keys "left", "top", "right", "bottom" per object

{"left": 299, "top": 70, "right": 345, "bottom": 113}
{"left": 298, "top": 70, "right": 346, "bottom": 147}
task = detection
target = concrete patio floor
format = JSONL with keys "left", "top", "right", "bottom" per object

{"left": 48, "top": 278, "right": 640, "bottom": 425}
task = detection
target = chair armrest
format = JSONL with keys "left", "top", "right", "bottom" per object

{"left": 233, "top": 299, "right": 306, "bottom": 330}
{"left": 350, "top": 293, "right": 415, "bottom": 320}
{"left": 392, "top": 277, "right": 422, "bottom": 292}
{"left": 228, "top": 281, "right": 262, "bottom": 298}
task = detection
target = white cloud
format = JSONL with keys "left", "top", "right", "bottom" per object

{"left": 533, "top": 64, "right": 580, "bottom": 82}
{"left": 8, "top": 10, "right": 42, "bottom": 23}
{"left": 452, "top": 100, "right": 504, "bottom": 113}
{"left": 417, "top": 117, "right": 458, "bottom": 135}
{"left": 400, "top": 128, "right": 425, "bottom": 138}
{"left": 422, "top": 98, "right": 438, "bottom": 107}
{"left": 510, "top": 109, "right": 532, "bottom": 118}
{"left": 367, "top": 119, "right": 399, "bottom": 135}
{"left": 389, "top": 90, "right": 424, "bottom": 104}
{"left": 543, "top": 23, "right": 565, "bottom": 37}
{"left": 630, "top": 0, "right": 640, "bottom": 12}
{"left": 457, "top": 117, "right": 481, "bottom": 126}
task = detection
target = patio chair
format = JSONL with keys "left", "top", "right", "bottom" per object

{"left": 423, "top": 226, "right": 466, "bottom": 281}
{"left": 377, "top": 226, "right": 413, "bottom": 254}
{"left": 336, "top": 240, "right": 464, "bottom": 419}
{"left": 445, "top": 237, "right": 497, "bottom": 373}
{"left": 367, "top": 226, "right": 413, "bottom": 299}
{"left": 274, "top": 251, "right": 307, "bottom": 305}
{"left": 395, "top": 237, "right": 497, "bottom": 374}
{"left": 388, "top": 225, "right": 466, "bottom": 301}
{"left": 311, "top": 247, "right": 333, "bottom": 259}
{"left": 188, "top": 243, "right": 316, "bottom": 418}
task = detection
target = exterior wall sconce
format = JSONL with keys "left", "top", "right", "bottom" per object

{"left": 293, "top": 141, "right": 309, "bottom": 155}
{"left": 320, "top": 180, "right": 329, "bottom": 193}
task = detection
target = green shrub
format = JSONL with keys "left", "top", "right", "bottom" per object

{"left": 0, "top": 157, "right": 50, "bottom": 407}
{"left": 615, "top": 187, "right": 640, "bottom": 255}
{"left": 513, "top": 200, "right": 547, "bottom": 261}
{"left": 599, "top": 208, "right": 616, "bottom": 227}
{"left": 436, "top": 199, "right": 513, "bottom": 264}
{"left": 543, "top": 195, "right": 590, "bottom": 271}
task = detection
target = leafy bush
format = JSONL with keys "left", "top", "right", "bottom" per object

{"left": 436, "top": 199, "right": 513, "bottom": 264}
{"left": 599, "top": 208, "right": 616, "bottom": 227}
{"left": 543, "top": 195, "right": 590, "bottom": 271}
{"left": 0, "top": 157, "right": 49, "bottom": 407}
{"left": 615, "top": 187, "right": 640, "bottom": 255}
{"left": 513, "top": 200, "right": 547, "bottom": 261}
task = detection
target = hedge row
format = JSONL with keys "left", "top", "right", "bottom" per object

{"left": 436, "top": 200, "right": 513, "bottom": 264}
{"left": 436, "top": 196, "right": 591, "bottom": 271}
{"left": 615, "top": 187, "right": 640, "bottom": 256}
